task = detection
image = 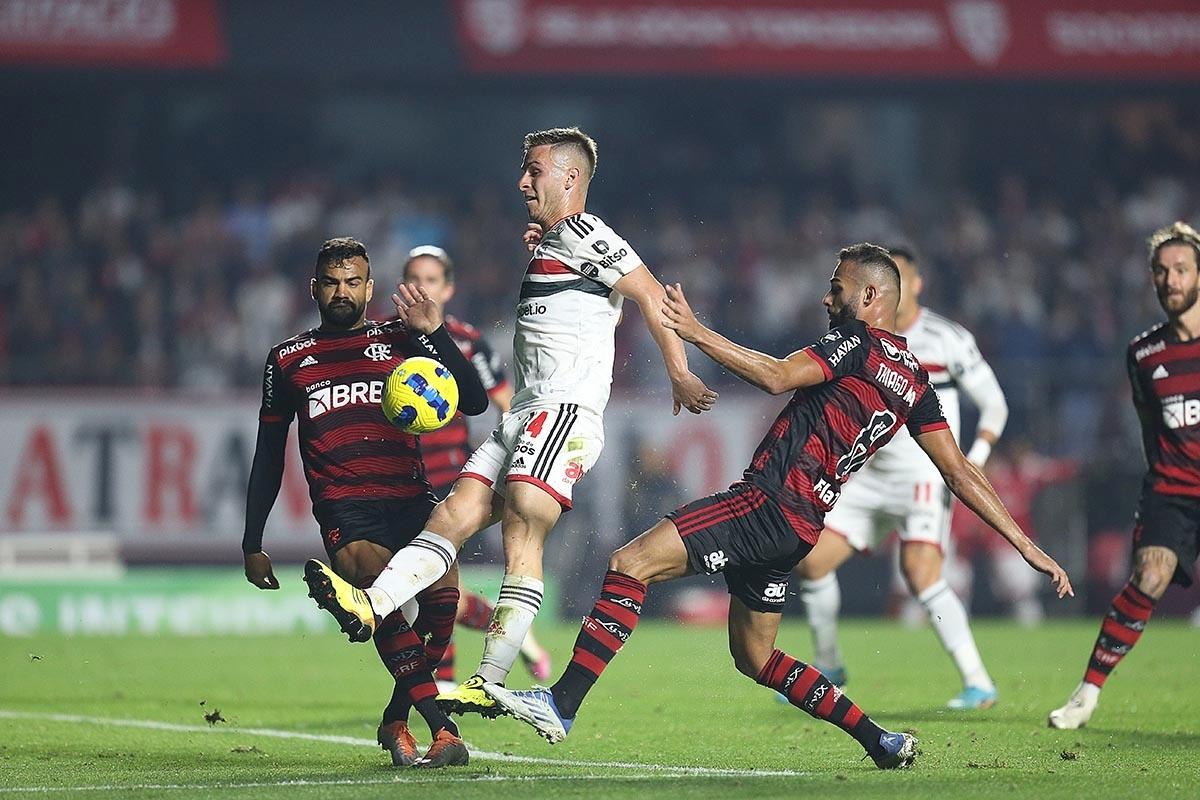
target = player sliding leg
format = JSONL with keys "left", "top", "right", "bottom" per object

{"left": 311, "top": 541, "right": 468, "bottom": 768}
{"left": 483, "top": 517, "right": 918, "bottom": 769}
{"left": 795, "top": 533, "right": 857, "bottom": 686}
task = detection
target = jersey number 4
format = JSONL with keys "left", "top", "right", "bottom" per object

{"left": 835, "top": 410, "right": 897, "bottom": 480}
{"left": 526, "top": 411, "right": 549, "bottom": 437}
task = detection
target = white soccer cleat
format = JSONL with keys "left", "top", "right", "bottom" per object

{"left": 481, "top": 682, "right": 573, "bottom": 744}
{"left": 1047, "top": 682, "right": 1099, "bottom": 729}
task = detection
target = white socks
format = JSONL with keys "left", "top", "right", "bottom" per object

{"left": 365, "top": 531, "right": 456, "bottom": 619}
{"left": 918, "top": 579, "right": 994, "bottom": 691}
{"left": 476, "top": 574, "right": 544, "bottom": 684}
{"left": 800, "top": 573, "right": 844, "bottom": 670}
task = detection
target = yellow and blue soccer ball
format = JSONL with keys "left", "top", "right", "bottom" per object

{"left": 382, "top": 357, "right": 459, "bottom": 434}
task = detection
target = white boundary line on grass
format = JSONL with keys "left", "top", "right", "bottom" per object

{"left": 0, "top": 708, "right": 805, "bottom": 792}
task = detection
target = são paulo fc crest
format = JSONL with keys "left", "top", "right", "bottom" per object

{"left": 464, "top": 0, "right": 525, "bottom": 55}
{"left": 948, "top": 0, "right": 1010, "bottom": 66}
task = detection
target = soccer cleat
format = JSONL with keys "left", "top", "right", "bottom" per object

{"left": 377, "top": 720, "right": 419, "bottom": 767}
{"left": 436, "top": 675, "right": 501, "bottom": 718}
{"left": 303, "top": 559, "right": 377, "bottom": 643}
{"left": 481, "top": 682, "right": 573, "bottom": 744}
{"left": 872, "top": 731, "right": 918, "bottom": 769}
{"left": 520, "top": 640, "right": 553, "bottom": 682}
{"left": 1048, "top": 682, "right": 1099, "bottom": 730}
{"left": 947, "top": 685, "right": 998, "bottom": 710}
{"left": 412, "top": 727, "right": 469, "bottom": 768}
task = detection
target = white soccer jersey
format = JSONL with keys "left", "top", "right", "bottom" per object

{"left": 865, "top": 307, "right": 1008, "bottom": 476}
{"left": 510, "top": 212, "right": 642, "bottom": 415}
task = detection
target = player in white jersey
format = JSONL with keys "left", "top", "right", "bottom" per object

{"left": 793, "top": 247, "right": 1010, "bottom": 710}
{"left": 304, "top": 127, "right": 717, "bottom": 716}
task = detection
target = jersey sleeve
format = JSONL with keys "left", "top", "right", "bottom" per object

{"left": 1127, "top": 346, "right": 1154, "bottom": 463}
{"left": 470, "top": 334, "right": 509, "bottom": 395}
{"left": 952, "top": 330, "right": 1009, "bottom": 437}
{"left": 566, "top": 216, "right": 643, "bottom": 289}
{"left": 906, "top": 385, "right": 950, "bottom": 436}
{"left": 258, "top": 352, "right": 294, "bottom": 425}
{"left": 801, "top": 322, "right": 869, "bottom": 381}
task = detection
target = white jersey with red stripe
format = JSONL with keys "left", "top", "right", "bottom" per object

{"left": 511, "top": 211, "right": 642, "bottom": 415}
{"left": 865, "top": 307, "right": 1007, "bottom": 476}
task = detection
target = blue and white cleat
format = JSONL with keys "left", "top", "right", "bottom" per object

{"left": 946, "top": 685, "right": 997, "bottom": 710}
{"left": 872, "top": 731, "right": 918, "bottom": 769}
{"left": 481, "top": 683, "right": 573, "bottom": 744}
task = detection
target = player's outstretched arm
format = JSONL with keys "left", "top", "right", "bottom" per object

{"left": 394, "top": 283, "right": 489, "bottom": 416}
{"left": 914, "top": 426, "right": 1073, "bottom": 598}
{"left": 614, "top": 267, "right": 718, "bottom": 415}
{"left": 662, "top": 283, "right": 826, "bottom": 395}
{"left": 242, "top": 421, "right": 288, "bottom": 590}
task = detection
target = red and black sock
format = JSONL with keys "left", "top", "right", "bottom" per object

{"left": 457, "top": 591, "right": 495, "bottom": 630}
{"left": 415, "top": 586, "right": 460, "bottom": 672}
{"left": 551, "top": 571, "right": 646, "bottom": 720}
{"left": 435, "top": 642, "right": 456, "bottom": 682}
{"left": 757, "top": 650, "right": 886, "bottom": 760}
{"left": 1084, "top": 582, "right": 1156, "bottom": 688}
{"left": 374, "top": 611, "right": 458, "bottom": 738}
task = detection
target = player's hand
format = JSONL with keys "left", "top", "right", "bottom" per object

{"left": 1021, "top": 543, "right": 1074, "bottom": 599}
{"left": 244, "top": 551, "right": 279, "bottom": 590}
{"left": 671, "top": 371, "right": 719, "bottom": 416}
{"left": 392, "top": 282, "right": 443, "bottom": 334}
{"left": 523, "top": 223, "right": 544, "bottom": 251}
{"left": 662, "top": 283, "right": 704, "bottom": 343}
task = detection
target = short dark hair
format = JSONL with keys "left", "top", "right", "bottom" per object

{"left": 404, "top": 245, "right": 454, "bottom": 284}
{"left": 838, "top": 242, "right": 900, "bottom": 293}
{"left": 1149, "top": 221, "right": 1200, "bottom": 269}
{"left": 315, "top": 237, "right": 370, "bottom": 278}
{"left": 523, "top": 127, "right": 598, "bottom": 178}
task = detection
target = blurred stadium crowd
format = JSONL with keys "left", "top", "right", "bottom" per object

{"left": 3, "top": 164, "right": 1194, "bottom": 467}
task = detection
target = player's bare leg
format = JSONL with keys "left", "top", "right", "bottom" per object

{"left": 728, "top": 598, "right": 916, "bottom": 769}
{"left": 794, "top": 532, "right": 856, "bottom": 681}
{"left": 1049, "top": 545, "right": 1175, "bottom": 729}
{"left": 357, "top": 478, "right": 503, "bottom": 620}
{"left": 899, "top": 541, "right": 996, "bottom": 709}
{"left": 440, "top": 482, "right": 562, "bottom": 715}
{"left": 326, "top": 540, "right": 467, "bottom": 768}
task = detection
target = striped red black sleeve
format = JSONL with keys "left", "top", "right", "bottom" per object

{"left": 906, "top": 386, "right": 950, "bottom": 435}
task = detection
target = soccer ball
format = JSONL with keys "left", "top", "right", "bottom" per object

{"left": 381, "top": 357, "right": 459, "bottom": 434}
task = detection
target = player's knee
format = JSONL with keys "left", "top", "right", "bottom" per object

{"left": 607, "top": 546, "right": 640, "bottom": 580}
{"left": 1131, "top": 566, "right": 1170, "bottom": 600}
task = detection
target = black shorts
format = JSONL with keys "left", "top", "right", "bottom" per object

{"left": 666, "top": 482, "right": 813, "bottom": 613}
{"left": 312, "top": 494, "right": 438, "bottom": 558}
{"left": 1133, "top": 486, "right": 1200, "bottom": 587}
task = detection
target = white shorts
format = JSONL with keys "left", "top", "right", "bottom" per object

{"left": 822, "top": 464, "right": 951, "bottom": 553}
{"left": 459, "top": 403, "right": 604, "bottom": 510}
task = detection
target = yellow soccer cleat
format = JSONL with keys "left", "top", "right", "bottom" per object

{"left": 436, "top": 675, "right": 501, "bottom": 718}
{"left": 303, "top": 559, "right": 377, "bottom": 642}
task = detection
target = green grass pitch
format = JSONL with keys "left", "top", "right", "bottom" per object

{"left": 2, "top": 617, "right": 1198, "bottom": 798}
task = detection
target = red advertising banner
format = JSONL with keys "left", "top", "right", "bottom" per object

{"left": 454, "top": 0, "right": 1200, "bottom": 78}
{"left": 0, "top": 0, "right": 225, "bottom": 67}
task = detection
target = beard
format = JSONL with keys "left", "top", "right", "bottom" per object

{"left": 1159, "top": 285, "right": 1200, "bottom": 317}
{"left": 319, "top": 298, "right": 361, "bottom": 328}
{"left": 827, "top": 296, "right": 859, "bottom": 330}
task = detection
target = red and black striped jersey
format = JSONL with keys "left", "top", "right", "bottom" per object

{"left": 742, "top": 319, "right": 948, "bottom": 543}
{"left": 1127, "top": 323, "right": 1200, "bottom": 497}
{"left": 421, "top": 314, "right": 510, "bottom": 495}
{"left": 259, "top": 320, "right": 430, "bottom": 504}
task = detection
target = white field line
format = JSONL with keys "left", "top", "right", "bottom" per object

{"left": 0, "top": 709, "right": 806, "bottom": 786}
